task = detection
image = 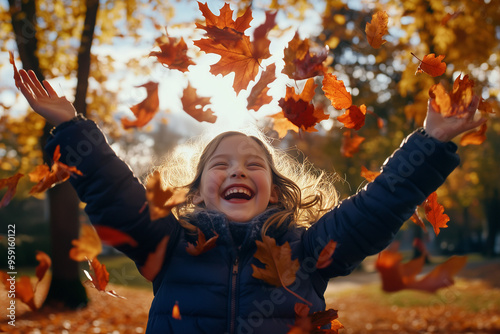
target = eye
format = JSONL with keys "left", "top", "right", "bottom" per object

{"left": 247, "top": 162, "right": 265, "bottom": 168}
{"left": 210, "top": 161, "right": 228, "bottom": 168}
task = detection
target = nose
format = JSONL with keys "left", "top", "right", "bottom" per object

{"left": 230, "top": 165, "right": 246, "bottom": 178}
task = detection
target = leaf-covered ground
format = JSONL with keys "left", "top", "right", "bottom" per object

{"left": 1, "top": 259, "right": 499, "bottom": 334}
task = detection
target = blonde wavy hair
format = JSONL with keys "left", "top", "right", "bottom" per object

{"left": 153, "top": 129, "right": 339, "bottom": 236}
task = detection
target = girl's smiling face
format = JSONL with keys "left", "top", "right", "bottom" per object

{"left": 193, "top": 134, "right": 278, "bottom": 222}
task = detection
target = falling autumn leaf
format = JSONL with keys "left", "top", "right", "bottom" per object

{"left": 429, "top": 74, "right": 477, "bottom": 118}
{"left": 376, "top": 247, "right": 467, "bottom": 293}
{"left": 194, "top": 3, "right": 276, "bottom": 93}
{"left": 247, "top": 63, "right": 276, "bottom": 112}
{"left": 252, "top": 235, "right": 310, "bottom": 305}
{"left": 145, "top": 170, "right": 188, "bottom": 221}
{"left": 149, "top": 30, "right": 195, "bottom": 72}
{"left": 337, "top": 104, "right": 367, "bottom": 130}
{"left": 93, "top": 225, "right": 139, "bottom": 248}
{"left": 459, "top": 122, "right": 487, "bottom": 146}
{"left": 35, "top": 251, "right": 51, "bottom": 283}
{"left": 0, "top": 172, "right": 24, "bottom": 208}
{"left": 29, "top": 145, "right": 83, "bottom": 195}
{"left": 360, "top": 166, "right": 380, "bottom": 182}
{"left": 341, "top": 130, "right": 365, "bottom": 157}
{"left": 282, "top": 32, "right": 328, "bottom": 80}
{"left": 9, "top": 51, "right": 21, "bottom": 89}
{"left": 268, "top": 112, "right": 300, "bottom": 138}
{"left": 365, "top": 11, "right": 388, "bottom": 49}
{"left": 288, "top": 302, "right": 343, "bottom": 334}
{"left": 423, "top": 192, "right": 449, "bottom": 236}
{"left": 322, "top": 73, "right": 352, "bottom": 110}
{"left": 275, "top": 79, "right": 329, "bottom": 135}
{"left": 410, "top": 209, "right": 428, "bottom": 232}
{"left": 84, "top": 258, "right": 126, "bottom": 299}
{"left": 139, "top": 235, "right": 170, "bottom": 281}
{"left": 121, "top": 81, "right": 160, "bottom": 129}
{"left": 172, "top": 301, "right": 182, "bottom": 320}
{"left": 316, "top": 240, "right": 337, "bottom": 269}
{"left": 186, "top": 228, "right": 218, "bottom": 256}
{"left": 70, "top": 223, "right": 103, "bottom": 262}
{"left": 413, "top": 53, "right": 447, "bottom": 77}
{"left": 181, "top": 83, "right": 217, "bottom": 123}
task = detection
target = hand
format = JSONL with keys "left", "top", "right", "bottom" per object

{"left": 16, "top": 69, "right": 77, "bottom": 126}
{"left": 423, "top": 97, "right": 487, "bottom": 142}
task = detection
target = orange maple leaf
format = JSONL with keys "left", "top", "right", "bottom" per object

{"left": 84, "top": 258, "right": 125, "bottom": 298}
{"left": 29, "top": 145, "right": 83, "bottom": 194}
{"left": 35, "top": 251, "right": 52, "bottom": 283}
{"left": 121, "top": 81, "right": 160, "bottom": 129}
{"left": 268, "top": 112, "right": 300, "bottom": 138}
{"left": 149, "top": 30, "right": 195, "bottom": 72}
{"left": 459, "top": 122, "right": 487, "bottom": 146}
{"left": 322, "top": 72, "right": 352, "bottom": 110}
{"left": 376, "top": 247, "right": 467, "bottom": 293}
{"left": 365, "top": 11, "right": 388, "bottom": 49}
{"left": 410, "top": 209, "right": 428, "bottom": 232}
{"left": 423, "top": 192, "right": 450, "bottom": 236}
{"left": 277, "top": 79, "right": 329, "bottom": 133}
{"left": 186, "top": 228, "right": 219, "bottom": 256}
{"left": 413, "top": 53, "right": 447, "bottom": 77}
{"left": 172, "top": 301, "right": 182, "bottom": 320}
{"left": 282, "top": 32, "right": 328, "bottom": 80}
{"left": 341, "top": 130, "right": 365, "bottom": 157}
{"left": 337, "top": 104, "right": 367, "bottom": 130}
{"left": 145, "top": 170, "right": 188, "bottom": 221}
{"left": 247, "top": 63, "right": 276, "bottom": 112}
{"left": 429, "top": 74, "right": 477, "bottom": 118}
{"left": 194, "top": 3, "right": 276, "bottom": 93}
{"left": 0, "top": 172, "right": 24, "bottom": 208}
{"left": 69, "top": 223, "right": 103, "bottom": 262}
{"left": 252, "top": 235, "right": 310, "bottom": 305}
{"left": 181, "top": 83, "right": 217, "bottom": 123}
{"left": 9, "top": 51, "right": 21, "bottom": 89}
{"left": 316, "top": 240, "right": 337, "bottom": 269}
{"left": 360, "top": 166, "right": 380, "bottom": 182}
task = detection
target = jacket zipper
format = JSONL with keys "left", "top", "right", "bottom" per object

{"left": 229, "top": 257, "right": 239, "bottom": 334}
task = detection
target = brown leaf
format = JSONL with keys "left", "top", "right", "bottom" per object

{"left": 413, "top": 53, "right": 447, "bottom": 77}
{"left": 316, "top": 240, "right": 337, "bottom": 269}
{"left": 9, "top": 51, "right": 21, "bottom": 89}
{"left": 35, "top": 251, "right": 51, "bottom": 283}
{"left": 429, "top": 74, "right": 476, "bottom": 118}
{"left": 365, "top": 11, "right": 388, "bottom": 49}
{"left": 149, "top": 30, "right": 195, "bottom": 72}
{"left": 70, "top": 223, "right": 103, "bottom": 262}
{"left": 84, "top": 258, "right": 126, "bottom": 299}
{"left": 282, "top": 32, "right": 327, "bottom": 80}
{"left": 121, "top": 81, "right": 160, "bottom": 129}
{"left": 186, "top": 228, "right": 218, "bottom": 256}
{"left": 0, "top": 172, "right": 24, "bottom": 208}
{"left": 247, "top": 63, "right": 276, "bottom": 112}
{"left": 145, "top": 170, "right": 188, "bottom": 221}
{"left": 181, "top": 83, "right": 217, "bottom": 123}
{"left": 360, "top": 166, "right": 380, "bottom": 182}
{"left": 29, "top": 145, "right": 83, "bottom": 194}
{"left": 322, "top": 72, "right": 352, "bottom": 110}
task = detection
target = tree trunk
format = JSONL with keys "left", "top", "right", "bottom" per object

{"left": 8, "top": 0, "right": 98, "bottom": 309}
{"left": 484, "top": 188, "right": 500, "bottom": 257}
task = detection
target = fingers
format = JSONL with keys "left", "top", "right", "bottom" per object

{"left": 42, "top": 80, "right": 60, "bottom": 98}
{"left": 27, "top": 70, "right": 49, "bottom": 97}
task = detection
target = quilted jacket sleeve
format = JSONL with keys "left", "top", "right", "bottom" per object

{"left": 303, "top": 129, "right": 460, "bottom": 278}
{"left": 45, "top": 116, "right": 177, "bottom": 267}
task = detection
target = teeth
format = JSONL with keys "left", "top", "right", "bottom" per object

{"left": 224, "top": 187, "right": 252, "bottom": 198}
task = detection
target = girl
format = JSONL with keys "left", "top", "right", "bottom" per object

{"left": 16, "top": 68, "right": 485, "bottom": 333}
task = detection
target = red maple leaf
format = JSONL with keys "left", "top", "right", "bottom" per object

{"left": 149, "top": 30, "right": 195, "bottom": 72}
{"left": 29, "top": 145, "right": 83, "bottom": 194}
{"left": 181, "top": 83, "right": 217, "bottom": 123}
{"left": 282, "top": 32, "right": 328, "bottom": 80}
{"left": 337, "top": 104, "right": 367, "bottom": 130}
{"left": 0, "top": 172, "right": 24, "bottom": 208}
{"left": 121, "top": 81, "right": 160, "bottom": 129}
{"left": 93, "top": 225, "right": 139, "bottom": 248}
{"left": 194, "top": 2, "right": 276, "bottom": 94}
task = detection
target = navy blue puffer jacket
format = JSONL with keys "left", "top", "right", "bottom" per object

{"left": 45, "top": 117, "right": 460, "bottom": 334}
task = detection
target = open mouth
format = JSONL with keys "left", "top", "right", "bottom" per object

{"left": 222, "top": 186, "right": 254, "bottom": 201}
